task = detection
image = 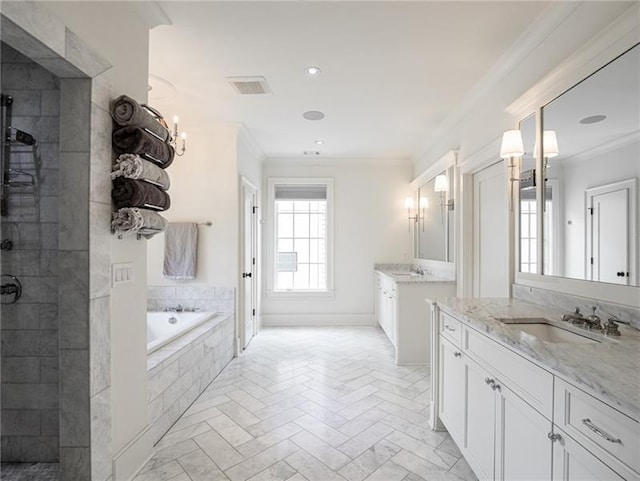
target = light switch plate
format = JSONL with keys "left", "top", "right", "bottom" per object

{"left": 112, "top": 262, "right": 134, "bottom": 287}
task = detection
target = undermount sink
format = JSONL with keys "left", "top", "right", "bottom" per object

{"left": 495, "top": 318, "right": 600, "bottom": 343}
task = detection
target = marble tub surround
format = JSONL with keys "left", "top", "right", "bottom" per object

{"left": 147, "top": 285, "right": 235, "bottom": 313}
{"left": 147, "top": 313, "right": 234, "bottom": 444}
{"left": 436, "top": 297, "right": 640, "bottom": 420}
{"left": 513, "top": 284, "right": 640, "bottom": 330}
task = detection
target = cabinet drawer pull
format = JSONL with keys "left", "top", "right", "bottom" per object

{"left": 548, "top": 432, "right": 562, "bottom": 443}
{"left": 454, "top": 351, "right": 462, "bottom": 358}
{"left": 444, "top": 325, "right": 456, "bottom": 332}
{"left": 485, "top": 377, "right": 495, "bottom": 386}
{"left": 491, "top": 383, "right": 501, "bottom": 392}
{"left": 581, "top": 418, "right": 622, "bottom": 444}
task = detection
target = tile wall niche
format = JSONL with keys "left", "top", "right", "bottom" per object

{"left": 0, "top": 43, "right": 61, "bottom": 462}
{"left": 147, "top": 285, "right": 235, "bottom": 313}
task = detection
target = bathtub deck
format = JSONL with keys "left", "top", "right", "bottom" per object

{"left": 135, "top": 327, "right": 477, "bottom": 481}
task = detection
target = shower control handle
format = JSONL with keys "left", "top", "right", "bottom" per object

{"left": 1, "top": 274, "right": 22, "bottom": 304}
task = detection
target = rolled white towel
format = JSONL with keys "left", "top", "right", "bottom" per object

{"left": 111, "top": 207, "right": 168, "bottom": 239}
{"left": 111, "top": 153, "right": 171, "bottom": 190}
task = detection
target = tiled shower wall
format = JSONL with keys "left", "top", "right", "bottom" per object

{"left": 0, "top": 43, "right": 60, "bottom": 462}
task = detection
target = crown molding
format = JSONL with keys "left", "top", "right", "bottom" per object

{"left": 132, "top": 1, "right": 171, "bottom": 30}
{"left": 507, "top": 3, "right": 640, "bottom": 119}
{"left": 237, "top": 124, "right": 266, "bottom": 162}
{"left": 415, "top": 2, "right": 580, "bottom": 165}
{"left": 411, "top": 150, "right": 457, "bottom": 188}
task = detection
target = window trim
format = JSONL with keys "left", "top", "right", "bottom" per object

{"left": 266, "top": 177, "right": 334, "bottom": 298}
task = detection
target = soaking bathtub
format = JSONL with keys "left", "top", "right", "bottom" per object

{"left": 147, "top": 311, "right": 217, "bottom": 354}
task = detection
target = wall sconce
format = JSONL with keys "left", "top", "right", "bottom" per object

{"left": 405, "top": 196, "right": 426, "bottom": 231}
{"left": 171, "top": 115, "right": 187, "bottom": 156}
{"left": 434, "top": 174, "right": 454, "bottom": 223}
{"left": 500, "top": 129, "right": 524, "bottom": 212}
{"left": 533, "top": 130, "right": 559, "bottom": 172}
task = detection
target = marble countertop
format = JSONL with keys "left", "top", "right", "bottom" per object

{"left": 376, "top": 268, "right": 455, "bottom": 284}
{"left": 436, "top": 297, "right": 640, "bottom": 421}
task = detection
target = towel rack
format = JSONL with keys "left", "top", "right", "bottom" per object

{"left": 198, "top": 221, "right": 212, "bottom": 227}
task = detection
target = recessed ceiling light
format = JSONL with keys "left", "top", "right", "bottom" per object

{"left": 315, "top": 140, "right": 324, "bottom": 145}
{"left": 305, "top": 66, "right": 321, "bottom": 77}
{"left": 580, "top": 114, "right": 607, "bottom": 124}
{"left": 303, "top": 151, "right": 321, "bottom": 156}
{"left": 303, "top": 110, "right": 325, "bottom": 121}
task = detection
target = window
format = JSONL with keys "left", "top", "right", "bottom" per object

{"left": 268, "top": 179, "right": 333, "bottom": 294}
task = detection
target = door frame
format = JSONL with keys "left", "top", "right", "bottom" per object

{"left": 239, "top": 176, "right": 258, "bottom": 352}
{"left": 585, "top": 178, "right": 637, "bottom": 285}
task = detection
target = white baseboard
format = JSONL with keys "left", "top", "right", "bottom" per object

{"left": 262, "top": 313, "right": 375, "bottom": 327}
{"left": 112, "top": 424, "right": 154, "bottom": 481}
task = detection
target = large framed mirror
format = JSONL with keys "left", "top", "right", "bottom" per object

{"left": 415, "top": 165, "right": 454, "bottom": 263}
{"left": 524, "top": 43, "right": 639, "bottom": 287}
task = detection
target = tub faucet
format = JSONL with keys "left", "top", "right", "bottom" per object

{"left": 163, "top": 304, "right": 184, "bottom": 313}
{"left": 413, "top": 266, "right": 425, "bottom": 275}
{"left": 561, "top": 307, "right": 585, "bottom": 324}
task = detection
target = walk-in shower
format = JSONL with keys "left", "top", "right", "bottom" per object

{"left": 0, "top": 42, "right": 61, "bottom": 480}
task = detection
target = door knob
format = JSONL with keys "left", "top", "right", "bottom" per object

{"left": 242, "top": 272, "right": 252, "bottom": 278}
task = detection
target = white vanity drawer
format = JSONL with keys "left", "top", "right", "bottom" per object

{"left": 439, "top": 312, "right": 462, "bottom": 347}
{"left": 464, "top": 327, "right": 553, "bottom": 419}
{"left": 554, "top": 378, "right": 640, "bottom": 475}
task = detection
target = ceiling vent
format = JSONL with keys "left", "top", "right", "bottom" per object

{"left": 226, "top": 76, "right": 272, "bottom": 95}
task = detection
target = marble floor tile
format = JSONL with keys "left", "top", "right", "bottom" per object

{"left": 135, "top": 328, "right": 477, "bottom": 481}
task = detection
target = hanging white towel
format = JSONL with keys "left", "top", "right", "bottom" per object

{"left": 163, "top": 223, "right": 198, "bottom": 280}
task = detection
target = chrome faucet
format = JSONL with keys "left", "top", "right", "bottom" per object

{"left": 602, "top": 316, "right": 631, "bottom": 336}
{"left": 583, "top": 306, "right": 602, "bottom": 330}
{"left": 561, "top": 307, "right": 585, "bottom": 324}
{"left": 413, "top": 266, "right": 425, "bottom": 275}
{"left": 163, "top": 304, "right": 184, "bottom": 313}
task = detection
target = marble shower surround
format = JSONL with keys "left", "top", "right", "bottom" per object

{"left": 1, "top": 3, "right": 113, "bottom": 480}
{"left": 147, "top": 313, "right": 234, "bottom": 444}
{"left": 147, "top": 285, "right": 235, "bottom": 313}
{"left": 1, "top": 43, "right": 61, "bottom": 463}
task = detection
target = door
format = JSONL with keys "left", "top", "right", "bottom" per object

{"left": 439, "top": 337, "right": 465, "bottom": 444}
{"left": 495, "top": 382, "right": 552, "bottom": 481}
{"left": 464, "top": 357, "right": 496, "bottom": 481}
{"left": 473, "top": 161, "right": 509, "bottom": 297}
{"left": 240, "top": 177, "right": 258, "bottom": 350}
{"left": 587, "top": 180, "right": 635, "bottom": 285}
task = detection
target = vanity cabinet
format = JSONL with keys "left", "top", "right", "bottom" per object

{"left": 375, "top": 271, "right": 455, "bottom": 365}
{"left": 438, "top": 318, "right": 552, "bottom": 481}
{"left": 376, "top": 273, "right": 397, "bottom": 345}
{"left": 435, "top": 307, "right": 640, "bottom": 481}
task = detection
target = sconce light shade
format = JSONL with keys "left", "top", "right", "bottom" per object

{"left": 533, "top": 130, "right": 560, "bottom": 159}
{"left": 500, "top": 130, "right": 524, "bottom": 158}
{"left": 404, "top": 196, "right": 414, "bottom": 210}
{"left": 543, "top": 130, "right": 559, "bottom": 158}
{"left": 420, "top": 197, "right": 428, "bottom": 209}
{"left": 434, "top": 175, "right": 448, "bottom": 193}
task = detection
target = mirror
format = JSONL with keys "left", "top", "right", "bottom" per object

{"left": 540, "top": 44, "right": 639, "bottom": 286}
{"left": 519, "top": 113, "right": 538, "bottom": 274}
{"left": 416, "top": 169, "right": 454, "bottom": 262}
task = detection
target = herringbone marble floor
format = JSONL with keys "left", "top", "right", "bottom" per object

{"left": 135, "top": 327, "right": 477, "bottom": 481}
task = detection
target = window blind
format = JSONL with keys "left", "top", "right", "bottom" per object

{"left": 274, "top": 184, "right": 327, "bottom": 200}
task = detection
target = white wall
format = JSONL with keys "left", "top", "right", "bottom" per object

{"left": 147, "top": 123, "right": 240, "bottom": 287}
{"left": 559, "top": 139, "right": 640, "bottom": 279}
{"left": 261, "top": 159, "right": 413, "bottom": 325}
{"left": 42, "top": 0, "right": 153, "bottom": 469}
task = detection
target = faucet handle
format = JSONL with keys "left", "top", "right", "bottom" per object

{"left": 574, "top": 307, "right": 582, "bottom": 315}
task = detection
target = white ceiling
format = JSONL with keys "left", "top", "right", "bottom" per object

{"left": 149, "top": 1, "right": 551, "bottom": 161}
